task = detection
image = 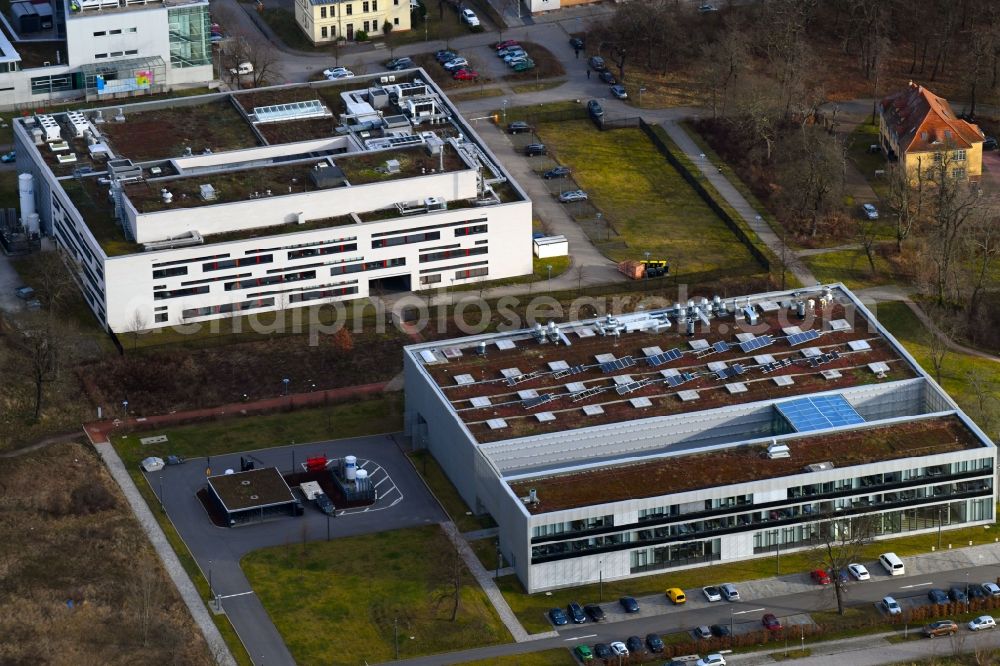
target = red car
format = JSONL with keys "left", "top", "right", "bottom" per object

{"left": 495, "top": 39, "right": 518, "bottom": 51}
{"left": 810, "top": 569, "right": 831, "bottom": 585}
{"left": 453, "top": 68, "right": 479, "bottom": 80}
{"left": 762, "top": 613, "right": 782, "bottom": 632}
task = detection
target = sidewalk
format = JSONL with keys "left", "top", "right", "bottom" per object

{"left": 93, "top": 440, "right": 237, "bottom": 666}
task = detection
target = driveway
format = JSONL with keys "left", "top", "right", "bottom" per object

{"left": 144, "top": 433, "right": 446, "bottom": 666}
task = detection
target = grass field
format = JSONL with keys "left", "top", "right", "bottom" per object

{"left": 112, "top": 394, "right": 404, "bottom": 469}
{"left": 874, "top": 301, "right": 1000, "bottom": 433}
{"left": 500, "top": 517, "right": 1000, "bottom": 634}
{"left": 802, "top": 248, "right": 895, "bottom": 291}
{"left": 535, "top": 121, "right": 756, "bottom": 273}
{"left": 846, "top": 122, "right": 890, "bottom": 200}
{"left": 242, "top": 525, "right": 511, "bottom": 664}
{"left": 463, "top": 649, "right": 577, "bottom": 665}
{"left": 450, "top": 255, "right": 571, "bottom": 291}
{"left": 408, "top": 449, "right": 495, "bottom": 532}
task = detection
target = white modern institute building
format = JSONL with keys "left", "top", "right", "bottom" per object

{"left": 13, "top": 73, "right": 532, "bottom": 332}
{"left": 403, "top": 285, "right": 997, "bottom": 592}
{"left": 0, "top": 0, "right": 212, "bottom": 109}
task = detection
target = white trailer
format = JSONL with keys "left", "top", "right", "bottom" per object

{"left": 300, "top": 481, "right": 323, "bottom": 500}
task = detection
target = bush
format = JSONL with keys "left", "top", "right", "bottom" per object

{"left": 382, "top": 19, "right": 392, "bottom": 35}
{"left": 355, "top": 30, "right": 369, "bottom": 41}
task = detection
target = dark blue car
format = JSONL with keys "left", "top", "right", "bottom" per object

{"left": 548, "top": 607, "right": 569, "bottom": 626}
{"left": 619, "top": 596, "right": 639, "bottom": 613}
{"left": 928, "top": 588, "right": 949, "bottom": 604}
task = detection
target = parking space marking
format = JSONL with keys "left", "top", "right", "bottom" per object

{"left": 564, "top": 634, "right": 597, "bottom": 642}
{"left": 336, "top": 459, "right": 403, "bottom": 516}
{"left": 374, "top": 476, "right": 389, "bottom": 488}
{"left": 219, "top": 591, "right": 255, "bottom": 599}
{"left": 902, "top": 582, "right": 933, "bottom": 588}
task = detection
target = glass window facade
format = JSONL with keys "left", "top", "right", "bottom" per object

{"left": 169, "top": 4, "right": 211, "bottom": 68}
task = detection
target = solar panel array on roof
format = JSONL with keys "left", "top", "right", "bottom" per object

{"left": 716, "top": 364, "right": 746, "bottom": 380}
{"left": 645, "top": 348, "right": 682, "bottom": 367}
{"left": 665, "top": 372, "right": 696, "bottom": 388}
{"left": 571, "top": 387, "right": 606, "bottom": 402}
{"left": 600, "top": 356, "right": 636, "bottom": 373}
{"left": 739, "top": 335, "right": 774, "bottom": 353}
{"left": 775, "top": 394, "right": 865, "bottom": 432}
{"left": 787, "top": 329, "right": 821, "bottom": 346}
{"left": 523, "top": 393, "right": 557, "bottom": 410}
{"left": 616, "top": 382, "right": 643, "bottom": 396}
{"left": 712, "top": 340, "right": 731, "bottom": 354}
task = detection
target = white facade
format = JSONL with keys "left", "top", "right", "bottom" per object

{"left": 403, "top": 285, "right": 998, "bottom": 592}
{"left": 15, "top": 76, "right": 533, "bottom": 332}
{"left": 533, "top": 234, "right": 567, "bottom": 259}
{"left": 0, "top": 0, "right": 212, "bottom": 109}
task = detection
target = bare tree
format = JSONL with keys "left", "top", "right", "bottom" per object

{"left": 126, "top": 309, "right": 148, "bottom": 352}
{"left": 924, "top": 314, "right": 955, "bottom": 385}
{"left": 884, "top": 162, "right": 926, "bottom": 253}
{"left": 966, "top": 368, "right": 999, "bottom": 440}
{"left": 855, "top": 211, "right": 880, "bottom": 274}
{"left": 4, "top": 312, "right": 65, "bottom": 421}
{"left": 811, "top": 515, "right": 877, "bottom": 615}
{"left": 433, "top": 542, "right": 465, "bottom": 621}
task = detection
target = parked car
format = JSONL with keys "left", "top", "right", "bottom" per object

{"left": 315, "top": 492, "right": 335, "bottom": 515}
{"left": 922, "top": 620, "right": 958, "bottom": 638}
{"left": 567, "top": 602, "right": 586, "bottom": 624}
{"left": 969, "top": 616, "right": 997, "bottom": 631}
{"left": 703, "top": 586, "right": 723, "bottom": 602}
{"left": 610, "top": 84, "right": 628, "bottom": 99}
{"left": 984, "top": 136, "right": 998, "bottom": 150}
{"left": 983, "top": 582, "right": 1000, "bottom": 597}
{"left": 927, "top": 588, "right": 949, "bottom": 604}
{"left": 969, "top": 584, "right": 989, "bottom": 600}
{"left": 619, "top": 596, "right": 639, "bottom": 613}
{"left": 548, "top": 608, "right": 568, "bottom": 626}
{"left": 593, "top": 643, "right": 612, "bottom": 660}
{"left": 497, "top": 45, "right": 522, "bottom": 57}
{"left": 14, "top": 286, "right": 35, "bottom": 300}
{"left": 502, "top": 48, "right": 527, "bottom": 60}
{"left": 165, "top": 455, "right": 186, "bottom": 465}
{"left": 443, "top": 57, "right": 469, "bottom": 71}
{"left": 323, "top": 66, "right": 353, "bottom": 79}
{"left": 599, "top": 70, "right": 616, "bottom": 85}
{"left": 694, "top": 625, "right": 712, "bottom": 639}
{"left": 587, "top": 100, "right": 604, "bottom": 119}
{"left": 507, "top": 121, "right": 533, "bottom": 134}
{"left": 882, "top": 596, "right": 902, "bottom": 615}
{"left": 696, "top": 655, "right": 726, "bottom": 666}
{"left": 461, "top": 7, "right": 479, "bottom": 26}
{"left": 524, "top": 143, "right": 547, "bottom": 157}
{"left": 645, "top": 633, "right": 664, "bottom": 653}
{"left": 506, "top": 55, "right": 531, "bottom": 68}
{"left": 140, "top": 456, "right": 165, "bottom": 472}
{"left": 862, "top": 203, "right": 879, "bottom": 219}
{"left": 326, "top": 69, "right": 354, "bottom": 80}
{"left": 558, "top": 189, "right": 588, "bottom": 203}
{"left": 832, "top": 568, "right": 850, "bottom": 584}
{"left": 609, "top": 641, "right": 629, "bottom": 657}
{"left": 848, "top": 563, "right": 870, "bottom": 580}
{"left": 720, "top": 583, "right": 741, "bottom": 601}
{"left": 711, "top": 624, "right": 732, "bottom": 637}
{"left": 453, "top": 69, "right": 478, "bottom": 80}
{"left": 625, "top": 636, "right": 644, "bottom": 655}
{"left": 762, "top": 613, "right": 782, "bottom": 632}
{"left": 573, "top": 644, "right": 594, "bottom": 661}
{"left": 569, "top": 36, "right": 584, "bottom": 50}
{"left": 0, "top": 151, "right": 15, "bottom": 163}
{"left": 588, "top": 55, "right": 606, "bottom": 71}
{"left": 666, "top": 587, "right": 687, "bottom": 604}
{"left": 949, "top": 587, "right": 969, "bottom": 604}
{"left": 435, "top": 49, "right": 458, "bottom": 62}
{"left": 698, "top": 3, "right": 719, "bottom": 12}
{"left": 511, "top": 60, "right": 535, "bottom": 72}
{"left": 386, "top": 57, "right": 414, "bottom": 70}
{"left": 810, "top": 569, "right": 831, "bottom": 585}
{"left": 584, "top": 604, "right": 606, "bottom": 621}
{"left": 495, "top": 39, "right": 518, "bottom": 51}
{"left": 230, "top": 61, "right": 253, "bottom": 75}
{"left": 543, "top": 166, "right": 571, "bottom": 179}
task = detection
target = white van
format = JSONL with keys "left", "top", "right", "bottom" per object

{"left": 230, "top": 61, "right": 254, "bottom": 76}
{"left": 879, "top": 552, "right": 905, "bottom": 576}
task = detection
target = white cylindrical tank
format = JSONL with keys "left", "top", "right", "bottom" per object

{"left": 344, "top": 455, "right": 357, "bottom": 480}
{"left": 19, "top": 173, "right": 35, "bottom": 223}
{"left": 355, "top": 469, "right": 368, "bottom": 483}
{"left": 26, "top": 213, "right": 40, "bottom": 236}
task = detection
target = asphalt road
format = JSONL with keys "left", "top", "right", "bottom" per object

{"left": 143, "top": 433, "right": 446, "bottom": 666}
{"left": 382, "top": 560, "right": 1000, "bottom": 665}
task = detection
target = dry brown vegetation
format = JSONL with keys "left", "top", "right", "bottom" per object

{"left": 0, "top": 441, "right": 213, "bottom": 666}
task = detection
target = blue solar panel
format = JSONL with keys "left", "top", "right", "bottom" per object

{"left": 787, "top": 329, "right": 821, "bottom": 346}
{"left": 775, "top": 395, "right": 865, "bottom": 432}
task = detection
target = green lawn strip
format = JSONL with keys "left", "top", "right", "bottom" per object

{"left": 502, "top": 100, "right": 583, "bottom": 118}
{"left": 259, "top": 8, "right": 317, "bottom": 51}
{"left": 408, "top": 450, "right": 496, "bottom": 532}
{"left": 0, "top": 172, "right": 18, "bottom": 207}
{"left": 386, "top": 7, "right": 472, "bottom": 47}
{"left": 124, "top": 468, "right": 254, "bottom": 666}
{"left": 469, "top": 535, "right": 508, "bottom": 571}
{"left": 650, "top": 124, "right": 793, "bottom": 286}
{"left": 0, "top": 119, "right": 13, "bottom": 146}
{"left": 874, "top": 301, "right": 1000, "bottom": 427}
{"left": 112, "top": 395, "right": 404, "bottom": 468}
{"left": 801, "top": 247, "right": 895, "bottom": 291}
{"left": 462, "top": 648, "right": 578, "bottom": 665}
{"left": 242, "top": 525, "right": 512, "bottom": 664}
{"left": 448, "top": 255, "right": 571, "bottom": 291}
{"left": 450, "top": 87, "right": 505, "bottom": 101}
{"left": 845, "top": 121, "right": 890, "bottom": 200}
{"left": 499, "top": 520, "right": 999, "bottom": 635}
{"left": 770, "top": 649, "right": 813, "bottom": 661}
{"left": 534, "top": 120, "right": 755, "bottom": 272}
{"left": 510, "top": 80, "right": 566, "bottom": 94}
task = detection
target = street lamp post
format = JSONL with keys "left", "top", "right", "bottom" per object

{"left": 639, "top": 86, "right": 646, "bottom": 107}
{"left": 938, "top": 506, "right": 943, "bottom": 549}
{"left": 496, "top": 540, "right": 502, "bottom": 578}
{"left": 546, "top": 264, "right": 552, "bottom": 281}
{"left": 501, "top": 99, "right": 508, "bottom": 124}
{"left": 599, "top": 560, "right": 603, "bottom": 602}
{"left": 122, "top": 399, "right": 129, "bottom": 426}
{"left": 159, "top": 475, "right": 164, "bottom": 512}
{"left": 282, "top": 377, "right": 290, "bottom": 396}
{"left": 730, "top": 607, "right": 734, "bottom": 636}
{"left": 208, "top": 559, "right": 213, "bottom": 602}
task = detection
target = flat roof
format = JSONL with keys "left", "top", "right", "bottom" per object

{"left": 509, "top": 415, "right": 985, "bottom": 514}
{"left": 207, "top": 467, "right": 295, "bottom": 512}
{"left": 419, "top": 293, "right": 914, "bottom": 443}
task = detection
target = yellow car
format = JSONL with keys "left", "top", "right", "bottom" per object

{"left": 666, "top": 588, "right": 687, "bottom": 604}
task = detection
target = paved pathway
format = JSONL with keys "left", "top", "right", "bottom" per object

{"left": 439, "top": 520, "right": 540, "bottom": 643}
{"left": 463, "top": 526, "right": 499, "bottom": 540}
{"left": 796, "top": 243, "right": 864, "bottom": 258}
{"left": 93, "top": 441, "right": 237, "bottom": 666}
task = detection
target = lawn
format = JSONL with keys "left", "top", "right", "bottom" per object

{"left": 0, "top": 171, "right": 17, "bottom": 208}
{"left": 450, "top": 87, "right": 505, "bottom": 102}
{"left": 534, "top": 120, "right": 757, "bottom": 273}
{"left": 802, "top": 247, "right": 896, "bottom": 291}
{"left": 242, "top": 525, "right": 511, "bottom": 664}
{"left": 499, "top": 517, "right": 1000, "bottom": 634}
{"left": 450, "top": 255, "right": 571, "bottom": 291}
{"left": 112, "top": 394, "right": 404, "bottom": 469}
{"left": 846, "top": 121, "right": 890, "bottom": 200}
{"left": 463, "top": 649, "right": 577, "bottom": 665}
{"left": 408, "top": 449, "right": 496, "bottom": 532}
{"left": 469, "top": 535, "right": 507, "bottom": 571}
{"left": 873, "top": 301, "right": 1000, "bottom": 433}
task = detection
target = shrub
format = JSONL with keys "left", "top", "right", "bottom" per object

{"left": 382, "top": 19, "right": 392, "bottom": 35}
{"left": 355, "top": 30, "right": 369, "bottom": 41}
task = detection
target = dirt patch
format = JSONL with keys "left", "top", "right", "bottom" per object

{"left": 0, "top": 440, "right": 213, "bottom": 665}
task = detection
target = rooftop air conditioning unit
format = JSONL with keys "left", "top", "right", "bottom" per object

{"left": 199, "top": 184, "right": 217, "bottom": 201}
{"left": 766, "top": 443, "right": 791, "bottom": 459}
{"left": 805, "top": 462, "right": 835, "bottom": 472}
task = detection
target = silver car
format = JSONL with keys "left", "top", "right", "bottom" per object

{"left": 558, "top": 190, "right": 588, "bottom": 203}
{"left": 862, "top": 203, "right": 879, "bottom": 219}
{"left": 720, "top": 583, "right": 740, "bottom": 601}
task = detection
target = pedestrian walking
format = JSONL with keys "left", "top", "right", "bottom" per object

{"left": 586, "top": 69, "right": 590, "bottom": 79}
